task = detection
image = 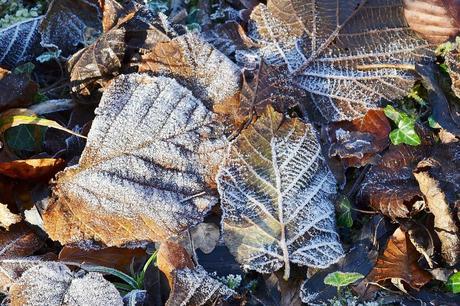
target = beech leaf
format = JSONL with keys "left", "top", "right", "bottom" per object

{"left": 217, "top": 106, "right": 343, "bottom": 280}
{"left": 43, "top": 74, "right": 228, "bottom": 246}
{"left": 243, "top": 0, "right": 433, "bottom": 122}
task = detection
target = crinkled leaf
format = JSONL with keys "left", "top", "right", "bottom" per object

{"left": 384, "top": 105, "right": 421, "bottom": 146}
{"left": 43, "top": 74, "right": 228, "bottom": 246}
{"left": 0, "top": 17, "right": 43, "bottom": 69}
{"left": 9, "top": 262, "right": 123, "bottom": 306}
{"left": 366, "top": 227, "right": 432, "bottom": 290}
{"left": 243, "top": 1, "right": 433, "bottom": 122}
{"left": 166, "top": 266, "right": 235, "bottom": 306}
{"left": 447, "top": 272, "right": 460, "bottom": 294}
{"left": 217, "top": 106, "right": 343, "bottom": 280}
{"left": 323, "top": 271, "right": 364, "bottom": 288}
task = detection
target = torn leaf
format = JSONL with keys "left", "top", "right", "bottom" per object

{"left": 217, "top": 106, "right": 343, "bottom": 280}
{"left": 44, "top": 74, "right": 228, "bottom": 246}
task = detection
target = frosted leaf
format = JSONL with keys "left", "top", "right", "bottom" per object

{"left": 8, "top": 262, "right": 122, "bottom": 306}
{"left": 0, "top": 257, "right": 51, "bottom": 292}
{"left": 166, "top": 266, "right": 235, "bottom": 306}
{"left": 0, "top": 204, "right": 21, "bottom": 230}
{"left": 0, "top": 17, "right": 43, "bottom": 69}
{"left": 43, "top": 74, "right": 228, "bottom": 246}
{"left": 40, "top": 0, "right": 102, "bottom": 55}
{"left": 217, "top": 106, "right": 343, "bottom": 280}
{"left": 246, "top": 0, "right": 434, "bottom": 122}
{"left": 0, "top": 223, "right": 43, "bottom": 259}
{"left": 202, "top": 21, "right": 256, "bottom": 56}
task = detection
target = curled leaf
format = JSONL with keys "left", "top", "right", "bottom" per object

{"left": 157, "top": 241, "right": 194, "bottom": 286}
{"left": 217, "top": 106, "right": 343, "bottom": 280}
{"left": 0, "top": 158, "right": 65, "bottom": 180}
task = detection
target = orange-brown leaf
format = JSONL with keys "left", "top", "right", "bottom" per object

{"left": 157, "top": 241, "right": 194, "bottom": 286}
{"left": 0, "top": 158, "right": 66, "bottom": 180}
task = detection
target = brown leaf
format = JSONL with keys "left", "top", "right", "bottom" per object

{"left": 0, "top": 68, "right": 38, "bottom": 112}
{"left": 326, "top": 110, "right": 391, "bottom": 168}
{"left": 0, "top": 223, "right": 43, "bottom": 259}
{"left": 0, "top": 204, "right": 21, "bottom": 230}
{"left": 0, "top": 158, "right": 66, "bottom": 180}
{"left": 414, "top": 143, "right": 460, "bottom": 266}
{"left": 157, "top": 241, "right": 194, "bottom": 286}
{"left": 203, "top": 21, "right": 257, "bottom": 56}
{"left": 99, "top": 0, "right": 134, "bottom": 32}
{"left": 358, "top": 145, "right": 428, "bottom": 219}
{"left": 59, "top": 246, "right": 147, "bottom": 274}
{"left": 404, "top": 0, "right": 460, "bottom": 43}
{"left": 367, "top": 227, "right": 432, "bottom": 290}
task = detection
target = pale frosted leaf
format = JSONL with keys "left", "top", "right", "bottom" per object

{"left": 0, "top": 257, "right": 52, "bottom": 292}
{"left": 247, "top": 1, "right": 434, "bottom": 122}
{"left": 217, "top": 106, "right": 343, "bottom": 280}
{"left": 43, "top": 74, "right": 228, "bottom": 246}
{"left": 8, "top": 262, "right": 122, "bottom": 306}
{"left": 203, "top": 21, "right": 256, "bottom": 56}
{"left": 166, "top": 266, "right": 235, "bottom": 306}
{"left": 0, "top": 17, "right": 43, "bottom": 69}
{"left": 0, "top": 204, "right": 21, "bottom": 230}
{"left": 40, "top": 0, "right": 102, "bottom": 55}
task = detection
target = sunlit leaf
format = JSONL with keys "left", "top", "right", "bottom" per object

{"left": 323, "top": 271, "right": 364, "bottom": 288}
{"left": 447, "top": 272, "right": 460, "bottom": 294}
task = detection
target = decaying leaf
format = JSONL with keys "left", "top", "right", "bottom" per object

{"left": 0, "top": 204, "right": 21, "bottom": 230}
{"left": 44, "top": 74, "right": 228, "bottom": 246}
{"left": 0, "top": 68, "right": 38, "bottom": 112}
{"left": 403, "top": 0, "right": 460, "bottom": 44}
{"left": 40, "top": 0, "right": 102, "bottom": 55}
{"left": 366, "top": 227, "right": 432, "bottom": 290}
{"left": 8, "top": 262, "right": 123, "bottom": 306}
{"left": 157, "top": 241, "right": 194, "bottom": 286}
{"left": 414, "top": 143, "right": 460, "bottom": 266}
{"left": 0, "top": 223, "right": 43, "bottom": 259}
{"left": 217, "top": 106, "right": 343, "bottom": 280}
{"left": 167, "top": 266, "right": 235, "bottom": 306}
{"left": 203, "top": 21, "right": 257, "bottom": 56}
{"left": 0, "top": 17, "right": 43, "bottom": 69}
{"left": 0, "top": 158, "right": 66, "bottom": 180}
{"left": 358, "top": 144, "right": 427, "bottom": 219}
{"left": 325, "top": 109, "right": 391, "bottom": 168}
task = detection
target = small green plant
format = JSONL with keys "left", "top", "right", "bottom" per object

{"left": 324, "top": 271, "right": 364, "bottom": 300}
{"left": 336, "top": 196, "right": 353, "bottom": 228}
{"left": 384, "top": 105, "right": 421, "bottom": 146}
{"left": 446, "top": 272, "right": 460, "bottom": 294}
{"left": 217, "top": 274, "right": 242, "bottom": 290}
{"left": 0, "top": 0, "right": 46, "bottom": 29}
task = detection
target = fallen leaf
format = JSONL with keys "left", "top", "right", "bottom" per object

{"left": 0, "top": 17, "right": 43, "bottom": 69}
{"left": 414, "top": 143, "right": 460, "bottom": 266}
{"left": 358, "top": 144, "right": 427, "bottom": 219}
{"left": 217, "top": 106, "right": 343, "bottom": 280}
{"left": 0, "top": 158, "right": 65, "bottom": 180}
{"left": 0, "top": 223, "right": 43, "bottom": 259}
{"left": 59, "top": 246, "right": 147, "bottom": 274}
{"left": 157, "top": 241, "right": 194, "bottom": 286}
{"left": 366, "top": 227, "right": 432, "bottom": 290}
{"left": 44, "top": 74, "right": 228, "bottom": 246}
{"left": 99, "top": 0, "right": 134, "bottom": 32}
{"left": 241, "top": 1, "right": 433, "bottom": 122}
{"left": 0, "top": 204, "right": 21, "bottom": 230}
{"left": 203, "top": 21, "right": 257, "bottom": 56}
{"left": 403, "top": 0, "right": 460, "bottom": 44}
{"left": 326, "top": 109, "right": 391, "bottom": 168}
{"left": 189, "top": 223, "right": 220, "bottom": 254}
{"left": 8, "top": 262, "right": 123, "bottom": 306}
{"left": 0, "top": 68, "right": 38, "bottom": 112}
{"left": 167, "top": 266, "right": 235, "bottom": 306}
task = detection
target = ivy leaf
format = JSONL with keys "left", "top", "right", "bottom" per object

{"left": 43, "top": 74, "right": 228, "bottom": 246}
{"left": 384, "top": 105, "right": 421, "bottom": 146}
{"left": 336, "top": 196, "right": 353, "bottom": 228}
{"left": 217, "top": 106, "right": 343, "bottom": 280}
{"left": 447, "top": 272, "right": 460, "bottom": 294}
{"left": 323, "top": 271, "right": 364, "bottom": 288}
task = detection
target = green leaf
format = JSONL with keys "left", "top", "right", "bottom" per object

{"left": 324, "top": 272, "right": 364, "bottom": 288}
{"left": 5, "top": 125, "right": 47, "bottom": 157}
{"left": 428, "top": 116, "right": 440, "bottom": 129}
{"left": 384, "top": 105, "right": 421, "bottom": 146}
{"left": 13, "top": 62, "right": 35, "bottom": 75}
{"left": 447, "top": 272, "right": 460, "bottom": 294}
{"left": 383, "top": 105, "right": 402, "bottom": 124}
{"left": 336, "top": 196, "right": 353, "bottom": 228}
{"left": 36, "top": 49, "right": 62, "bottom": 63}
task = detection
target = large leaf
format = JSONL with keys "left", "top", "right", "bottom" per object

{"left": 8, "top": 262, "right": 123, "bottom": 305}
{"left": 43, "top": 74, "right": 228, "bottom": 246}
{"left": 217, "top": 106, "right": 343, "bottom": 280}
{"left": 243, "top": 0, "right": 433, "bottom": 122}
{"left": 0, "top": 17, "right": 43, "bottom": 69}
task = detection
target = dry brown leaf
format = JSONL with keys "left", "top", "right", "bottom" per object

{"left": 98, "top": 0, "right": 134, "bottom": 32}
{"left": 366, "top": 227, "right": 432, "bottom": 290}
{"left": 0, "top": 223, "right": 43, "bottom": 259}
{"left": 325, "top": 110, "right": 391, "bottom": 169}
{"left": 59, "top": 246, "right": 147, "bottom": 274}
{"left": 0, "top": 158, "right": 66, "bottom": 180}
{"left": 44, "top": 74, "right": 228, "bottom": 246}
{"left": 9, "top": 262, "right": 123, "bottom": 306}
{"left": 203, "top": 21, "right": 257, "bottom": 56}
{"left": 404, "top": 0, "right": 460, "bottom": 43}
{"left": 157, "top": 241, "right": 194, "bottom": 286}
{"left": 358, "top": 145, "right": 428, "bottom": 219}
{"left": 0, "top": 68, "right": 38, "bottom": 112}
{"left": 0, "top": 204, "right": 21, "bottom": 230}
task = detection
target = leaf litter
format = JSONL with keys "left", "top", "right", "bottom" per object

{"left": 0, "top": 0, "right": 458, "bottom": 305}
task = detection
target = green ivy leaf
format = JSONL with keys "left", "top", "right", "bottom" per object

{"left": 447, "top": 272, "right": 460, "bottom": 294}
{"left": 336, "top": 196, "right": 353, "bottom": 228}
{"left": 384, "top": 105, "right": 421, "bottom": 146}
{"left": 324, "top": 271, "right": 364, "bottom": 288}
